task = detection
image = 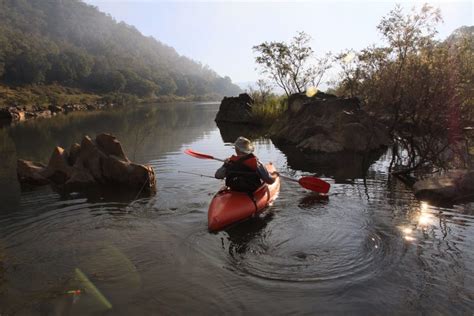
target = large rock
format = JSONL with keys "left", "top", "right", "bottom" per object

{"left": 270, "top": 93, "right": 389, "bottom": 153}
{"left": 65, "top": 165, "right": 97, "bottom": 190}
{"left": 68, "top": 143, "right": 81, "bottom": 166}
{"left": 17, "top": 160, "right": 49, "bottom": 185}
{"left": 42, "top": 146, "right": 74, "bottom": 184}
{"left": 287, "top": 91, "right": 338, "bottom": 114}
{"left": 17, "top": 133, "right": 157, "bottom": 194}
{"left": 96, "top": 133, "right": 129, "bottom": 161}
{"left": 413, "top": 170, "right": 474, "bottom": 203}
{"left": 101, "top": 155, "right": 155, "bottom": 191}
{"left": 215, "top": 93, "right": 254, "bottom": 124}
{"left": 76, "top": 135, "right": 107, "bottom": 183}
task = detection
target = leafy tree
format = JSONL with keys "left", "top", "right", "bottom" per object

{"left": 334, "top": 4, "right": 472, "bottom": 174}
{"left": 253, "top": 31, "right": 330, "bottom": 97}
{"left": 247, "top": 79, "right": 274, "bottom": 104}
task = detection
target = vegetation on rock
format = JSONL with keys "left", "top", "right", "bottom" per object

{"left": 333, "top": 5, "right": 473, "bottom": 175}
{"left": 250, "top": 5, "right": 473, "bottom": 177}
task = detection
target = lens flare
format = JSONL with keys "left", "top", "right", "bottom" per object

{"left": 306, "top": 86, "right": 318, "bottom": 97}
{"left": 418, "top": 213, "right": 433, "bottom": 226}
{"left": 420, "top": 201, "right": 429, "bottom": 212}
{"left": 402, "top": 227, "right": 413, "bottom": 235}
{"left": 418, "top": 202, "right": 434, "bottom": 226}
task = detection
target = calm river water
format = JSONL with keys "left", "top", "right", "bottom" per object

{"left": 0, "top": 103, "right": 473, "bottom": 315}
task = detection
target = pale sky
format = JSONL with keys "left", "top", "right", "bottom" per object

{"left": 84, "top": 0, "right": 473, "bottom": 85}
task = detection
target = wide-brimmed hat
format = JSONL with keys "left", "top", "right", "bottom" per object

{"left": 234, "top": 136, "right": 254, "bottom": 154}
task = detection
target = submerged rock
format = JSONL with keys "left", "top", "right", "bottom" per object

{"left": 17, "top": 133, "right": 156, "bottom": 194}
{"left": 413, "top": 170, "right": 474, "bottom": 203}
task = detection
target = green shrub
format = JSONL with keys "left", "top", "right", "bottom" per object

{"left": 252, "top": 95, "right": 287, "bottom": 126}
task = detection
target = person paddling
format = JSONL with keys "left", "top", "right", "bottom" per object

{"left": 215, "top": 136, "right": 278, "bottom": 192}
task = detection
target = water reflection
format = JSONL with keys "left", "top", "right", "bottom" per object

{"left": 0, "top": 103, "right": 473, "bottom": 314}
{"left": 0, "top": 103, "right": 218, "bottom": 210}
{"left": 216, "top": 122, "right": 267, "bottom": 143}
{"left": 225, "top": 212, "right": 274, "bottom": 255}
{"left": 273, "top": 142, "right": 385, "bottom": 181}
{"left": 298, "top": 192, "right": 329, "bottom": 209}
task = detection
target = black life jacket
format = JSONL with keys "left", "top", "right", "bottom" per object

{"left": 225, "top": 154, "right": 262, "bottom": 193}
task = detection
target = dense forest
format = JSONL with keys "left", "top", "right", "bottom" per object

{"left": 0, "top": 0, "right": 241, "bottom": 101}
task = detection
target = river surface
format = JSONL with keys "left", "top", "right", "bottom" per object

{"left": 0, "top": 103, "right": 473, "bottom": 315}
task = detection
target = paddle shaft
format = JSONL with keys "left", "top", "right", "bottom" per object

{"left": 188, "top": 151, "right": 297, "bottom": 182}
{"left": 178, "top": 171, "right": 216, "bottom": 179}
{"left": 277, "top": 174, "right": 299, "bottom": 183}
{"left": 179, "top": 170, "right": 272, "bottom": 178}
{"left": 184, "top": 149, "right": 330, "bottom": 193}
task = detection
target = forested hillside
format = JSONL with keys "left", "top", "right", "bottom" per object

{"left": 0, "top": 0, "right": 241, "bottom": 100}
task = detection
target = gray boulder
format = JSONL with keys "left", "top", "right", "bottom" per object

{"left": 17, "top": 133, "right": 156, "bottom": 194}
{"left": 271, "top": 94, "right": 389, "bottom": 153}
{"left": 215, "top": 93, "right": 254, "bottom": 124}
{"left": 287, "top": 91, "right": 338, "bottom": 114}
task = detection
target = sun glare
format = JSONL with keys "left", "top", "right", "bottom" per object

{"left": 306, "top": 86, "right": 318, "bottom": 97}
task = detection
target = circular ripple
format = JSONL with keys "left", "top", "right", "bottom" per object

{"left": 224, "top": 212, "right": 397, "bottom": 283}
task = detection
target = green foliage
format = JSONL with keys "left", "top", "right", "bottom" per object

{"left": 6, "top": 51, "right": 50, "bottom": 84}
{"left": 333, "top": 4, "right": 473, "bottom": 173}
{"left": 0, "top": 0, "right": 241, "bottom": 98}
{"left": 251, "top": 95, "right": 287, "bottom": 126}
{"left": 47, "top": 50, "right": 93, "bottom": 83}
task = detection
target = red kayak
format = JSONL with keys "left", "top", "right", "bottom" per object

{"left": 208, "top": 163, "right": 281, "bottom": 231}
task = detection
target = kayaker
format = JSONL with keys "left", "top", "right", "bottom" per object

{"left": 215, "top": 136, "right": 278, "bottom": 192}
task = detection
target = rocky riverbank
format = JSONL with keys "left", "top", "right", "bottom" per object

{"left": 0, "top": 102, "right": 117, "bottom": 125}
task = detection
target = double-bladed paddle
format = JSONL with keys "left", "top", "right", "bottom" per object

{"left": 184, "top": 149, "right": 330, "bottom": 194}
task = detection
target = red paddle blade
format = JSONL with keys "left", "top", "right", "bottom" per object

{"left": 184, "top": 149, "right": 215, "bottom": 160}
{"left": 298, "top": 177, "right": 330, "bottom": 194}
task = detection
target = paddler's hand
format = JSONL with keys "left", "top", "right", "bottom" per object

{"left": 271, "top": 171, "right": 279, "bottom": 177}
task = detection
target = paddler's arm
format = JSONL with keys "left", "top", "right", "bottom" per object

{"left": 256, "top": 161, "right": 277, "bottom": 184}
{"left": 215, "top": 165, "right": 226, "bottom": 179}
{"left": 215, "top": 159, "right": 230, "bottom": 179}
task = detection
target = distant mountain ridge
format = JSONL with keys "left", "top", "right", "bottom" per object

{"left": 0, "top": 0, "right": 241, "bottom": 99}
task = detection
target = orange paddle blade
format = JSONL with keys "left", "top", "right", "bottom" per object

{"left": 184, "top": 149, "right": 215, "bottom": 160}
{"left": 298, "top": 176, "right": 330, "bottom": 194}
